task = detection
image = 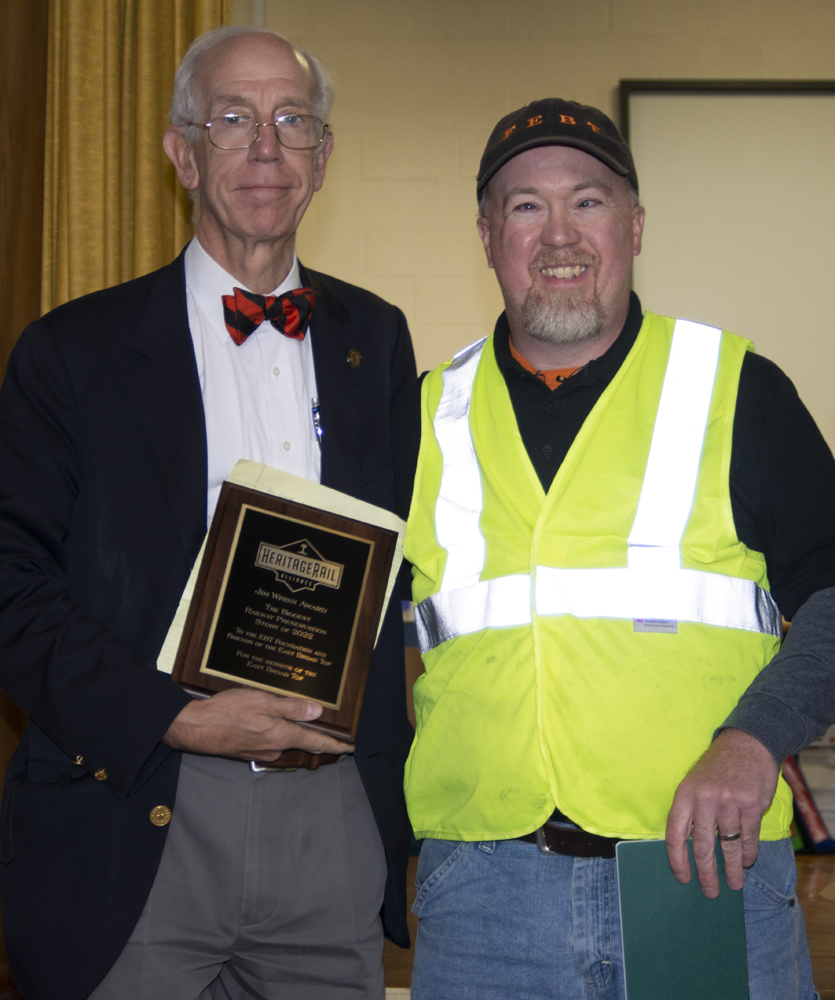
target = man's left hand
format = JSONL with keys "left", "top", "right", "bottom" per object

{"left": 665, "top": 727, "right": 779, "bottom": 898}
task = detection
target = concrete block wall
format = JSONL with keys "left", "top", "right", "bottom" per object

{"left": 230, "top": 0, "right": 835, "bottom": 373}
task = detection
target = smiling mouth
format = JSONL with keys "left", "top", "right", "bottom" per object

{"left": 540, "top": 265, "right": 588, "bottom": 279}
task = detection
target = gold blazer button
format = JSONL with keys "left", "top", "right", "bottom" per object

{"left": 94, "top": 768, "right": 108, "bottom": 781}
{"left": 347, "top": 349, "right": 362, "bottom": 368}
{"left": 150, "top": 805, "right": 172, "bottom": 827}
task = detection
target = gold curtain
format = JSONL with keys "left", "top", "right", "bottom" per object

{"left": 41, "top": 0, "right": 231, "bottom": 312}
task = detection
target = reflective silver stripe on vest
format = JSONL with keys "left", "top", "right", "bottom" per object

{"left": 416, "top": 321, "right": 780, "bottom": 655}
{"left": 628, "top": 320, "right": 722, "bottom": 570}
{"left": 415, "top": 575, "right": 532, "bottom": 653}
{"left": 417, "top": 568, "right": 779, "bottom": 652}
{"left": 534, "top": 566, "right": 781, "bottom": 636}
{"left": 434, "top": 339, "right": 488, "bottom": 592}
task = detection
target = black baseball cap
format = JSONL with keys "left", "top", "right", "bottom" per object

{"left": 476, "top": 98, "right": 638, "bottom": 201}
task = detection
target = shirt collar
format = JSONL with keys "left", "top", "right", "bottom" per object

{"left": 493, "top": 291, "right": 644, "bottom": 391}
{"left": 184, "top": 237, "right": 303, "bottom": 346}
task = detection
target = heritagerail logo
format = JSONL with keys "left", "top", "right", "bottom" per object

{"left": 255, "top": 538, "right": 344, "bottom": 594}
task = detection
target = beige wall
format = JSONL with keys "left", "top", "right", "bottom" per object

{"left": 230, "top": 0, "right": 835, "bottom": 375}
{"left": 630, "top": 92, "right": 835, "bottom": 448}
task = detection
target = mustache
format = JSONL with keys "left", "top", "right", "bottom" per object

{"left": 529, "top": 249, "right": 599, "bottom": 273}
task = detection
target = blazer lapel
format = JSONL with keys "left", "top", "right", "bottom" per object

{"left": 303, "top": 266, "right": 365, "bottom": 497}
{"left": 121, "top": 252, "right": 208, "bottom": 561}
{"left": 119, "top": 258, "right": 364, "bottom": 556}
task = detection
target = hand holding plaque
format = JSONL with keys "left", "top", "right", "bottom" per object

{"left": 166, "top": 465, "right": 403, "bottom": 744}
{"left": 162, "top": 685, "right": 349, "bottom": 761}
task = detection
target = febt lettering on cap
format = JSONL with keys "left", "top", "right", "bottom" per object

{"left": 476, "top": 97, "right": 639, "bottom": 200}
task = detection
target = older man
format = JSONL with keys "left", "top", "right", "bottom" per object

{"left": 395, "top": 99, "right": 835, "bottom": 999}
{"left": 0, "top": 25, "right": 414, "bottom": 1000}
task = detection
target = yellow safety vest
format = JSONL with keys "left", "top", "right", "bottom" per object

{"left": 403, "top": 311, "right": 792, "bottom": 842}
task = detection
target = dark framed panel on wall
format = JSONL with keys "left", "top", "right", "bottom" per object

{"left": 619, "top": 80, "right": 835, "bottom": 451}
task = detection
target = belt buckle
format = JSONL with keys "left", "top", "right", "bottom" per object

{"left": 535, "top": 825, "right": 557, "bottom": 855}
{"left": 249, "top": 761, "right": 296, "bottom": 773}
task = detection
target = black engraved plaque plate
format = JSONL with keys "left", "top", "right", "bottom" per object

{"left": 172, "top": 482, "right": 398, "bottom": 742}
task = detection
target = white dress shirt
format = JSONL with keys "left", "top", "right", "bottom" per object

{"left": 184, "top": 238, "right": 321, "bottom": 525}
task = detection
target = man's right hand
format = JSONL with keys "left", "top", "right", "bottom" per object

{"left": 162, "top": 687, "right": 351, "bottom": 761}
{"left": 665, "top": 727, "right": 778, "bottom": 897}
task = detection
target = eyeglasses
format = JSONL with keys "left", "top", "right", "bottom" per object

{"left": 189, "top": 113, "right": 328, "bottom": 150}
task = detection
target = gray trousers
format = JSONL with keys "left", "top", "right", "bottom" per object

{"left": 89, "top": 753, "right": 387, "bottom": 1000}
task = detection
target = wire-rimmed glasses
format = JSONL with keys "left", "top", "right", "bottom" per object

{"left": 189, "top": 113, "right": 328, "bottom": 150}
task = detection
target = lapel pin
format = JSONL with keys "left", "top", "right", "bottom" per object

{"left": 347, "top": 349, "right": 362, "bottom": 368}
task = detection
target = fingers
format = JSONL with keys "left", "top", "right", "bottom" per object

{"left": 665, "top": 788, "right": 694, "bottom": 885}
{"left": 710, "top": 773, "right": 766, "bottom": 890}
{"left": 262, "top": 692, "right": 323, "bottom": 722}
{"left": 702, "top": 809, "right": 761, "bottom": 895}
{"left": 664, "top": 730, "right": 778, "bottom": 897}
{"left": 247, "top": 723, "right": 352, "bottom": 761}
{"left": 668, "top": 791, "right": 742, "bottom": 898}
{"left": 209, "top": 686, "right": 321, "bottom": 722}
{"left": 739, "top": 821, "right": 762, "bottom": 870}
{"left": 693, "top": 793, "right": 719, "bottom": 899}
{"left": 273, "top": 723, "right": 353, "bottom": 757}
{"left": 163, "top": 687, "right": 352, "bottom": 758}
{"left": 682, "top": 796, "right": 763, "bottom": 897}
{"left": 237, "top": 691, "right": 353, "bottom": 756}
{"left": 717, "top": 807, "right": 761, "bottom": 889}
{"left": 717, "top": 831, "right": 744, "bottom": 892}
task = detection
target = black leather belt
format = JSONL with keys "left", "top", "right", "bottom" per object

{"left": 248, "top": 751, "right": 341, "bottom": 772}
{"left": 517, "top": 818, "right": 619, "bottom": 858}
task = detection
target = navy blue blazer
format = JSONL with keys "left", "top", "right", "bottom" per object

{"left": 0, "top": 250, "right": 416, "bottom": 1000}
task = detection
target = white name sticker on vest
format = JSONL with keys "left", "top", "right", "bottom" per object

{"left": 633, "top": 618, "right": 678, "bottom": 634}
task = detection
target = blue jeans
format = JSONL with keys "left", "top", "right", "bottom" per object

{"left": 411, "top": 837, "right": 817, "bottom": 1000}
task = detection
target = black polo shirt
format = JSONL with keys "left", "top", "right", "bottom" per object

{"left": 392, "top": 292, "right": 835, "bottom": 620}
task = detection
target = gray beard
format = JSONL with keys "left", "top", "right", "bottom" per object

{"left": 520, "top": 285, "right": 606, "bottom": 346}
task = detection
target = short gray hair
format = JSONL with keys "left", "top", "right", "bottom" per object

{"left": 169, "top": 25, "right": 334, "bottom": 137}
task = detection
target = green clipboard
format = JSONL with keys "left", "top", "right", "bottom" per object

{"left": 616, "top": 838, "right": 750, "bottom": 1000}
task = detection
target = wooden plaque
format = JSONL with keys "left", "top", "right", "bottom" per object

{"left": 172, "top": 481, "right": 398, "bottom": 743}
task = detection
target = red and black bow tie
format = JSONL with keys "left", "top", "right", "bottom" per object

{"left": 222, "top": 286, "right": 316, "bottom": 346}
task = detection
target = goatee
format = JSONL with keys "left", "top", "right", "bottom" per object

{"left": 521, "top": 252, "right": 605, "bottom": 346}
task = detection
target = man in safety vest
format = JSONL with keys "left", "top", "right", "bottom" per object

{"left": 394, "top": 99, "right": 835, "bottom": 999}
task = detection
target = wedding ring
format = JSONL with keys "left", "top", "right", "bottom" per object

{"left": 718, "top": 830, "right": 742, "bottom": 841}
